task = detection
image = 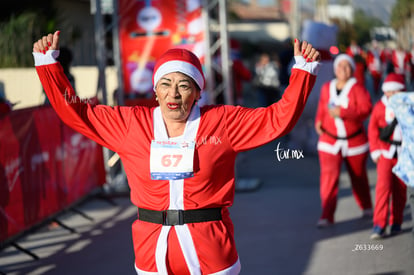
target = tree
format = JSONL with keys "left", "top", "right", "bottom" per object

{"left": 353, "top": 9, "right": 384, "bottom": 46}
{"left": 390, "top": 0, "right": 414, "bottom": 49}
{"left": 390, "top": 0, "right": 413, "bottom": 29}
{"left": 330, "top": 18, "right": 354, "bottom": 52}
{"left": 331, "top": 8, "right": 384, "bottom": 52}
{"left": 0, "top": 2, "right": 55, "bottom": 67}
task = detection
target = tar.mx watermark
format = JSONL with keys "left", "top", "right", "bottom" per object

{"left": 274, "top": 142, "right": 304, "bottom": 161}
{"left": 64, "top": 89, "right": 95, "bottom": 105}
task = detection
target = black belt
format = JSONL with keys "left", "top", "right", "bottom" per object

{"left": 393, "top": 151, "right": 399, "bottom": 159}
{"left": 321, "top": 126, "right": 363, "bottom": 140}
{"left": 138, "top": 207, "right": 222, "bottom": 226}
{"left": 386, "top": 140, "right": 402, "bottom": 146}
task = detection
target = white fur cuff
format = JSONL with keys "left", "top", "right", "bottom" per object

{"left": 33, "top": 50, "right": 60, "bottom": 66}
{"left": 292, "top": 56, "right": 321, "bottom": 76}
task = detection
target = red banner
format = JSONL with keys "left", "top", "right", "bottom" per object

{"left": 0, "top": 106, "right": 106, "bottom": 243}
{"left": 118, "top": 0, "right": 205, "bottom": 100}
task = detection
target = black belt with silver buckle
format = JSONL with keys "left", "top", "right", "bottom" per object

{"left": 138, "top": 207, "right": 222, "bottom": 226}
{"left": 321, "top": 126, "right": 363, "bottom": 140}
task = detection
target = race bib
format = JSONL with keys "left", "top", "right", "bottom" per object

{"left": 150, "top": 140, "right": 195, "bottom": 180}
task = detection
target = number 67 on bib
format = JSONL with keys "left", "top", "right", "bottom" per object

{"left": 150, "top": 140, "right": 196, "bottom": 180}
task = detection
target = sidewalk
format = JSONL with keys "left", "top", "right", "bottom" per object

{"left": 234, "top": 140, "right": 414, "bottom": 275}
{"left": 1, "top": 140, "right": 413, "bottom": 275}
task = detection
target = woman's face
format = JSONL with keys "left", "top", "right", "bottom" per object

{"left": 335, "top": 60, "right": 353, "bottom": 82}
{"left": 385, "top": 90, "right": 400, "bottom": 99}
{"left": 155, "top": 72, "right": 200, "bottom": 123}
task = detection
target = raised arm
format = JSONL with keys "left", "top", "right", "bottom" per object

{"left": 226, "top": 39, "right": 321, "bottom": 151}
{"left": 33, "top": 31, "right": 132, "bottom": 152}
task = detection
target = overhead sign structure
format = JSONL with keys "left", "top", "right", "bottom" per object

{"left": 117, "top": 0, "right": 206, "bottom": 103}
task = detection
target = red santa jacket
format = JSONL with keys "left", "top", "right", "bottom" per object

{"left": 366, "top": 49, "right": 382, "bottom": 75}
{"left": 346, "top": 45, "right": 363, "bottom": 57}
{"left": 391, "top": 49, "right": 412, "bottom": 75}
{"left": 316, "top": 78, "right": 372, "bottom": 156}
{"left": 34, "top": 51, "right": 317, "bottom": 274}
{"left": 368, "top": 95, "right": 402, "bottom": 160}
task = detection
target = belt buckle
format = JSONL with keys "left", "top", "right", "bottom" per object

{"left": 163, "top": 210, "right": 184, "bottom": 226}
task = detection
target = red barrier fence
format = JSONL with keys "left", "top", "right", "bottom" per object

{"left": 0, "top": 105, "right": 106, "bottom": 243}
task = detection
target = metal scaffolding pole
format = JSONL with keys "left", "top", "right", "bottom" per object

{"left": 94, "top": 0, "right": 108, "bottom": 105}
{"left": 218, "top": 0, "right": 233, "bottom": 105}
{"left": 94, "top": 0, "right": 113, "bottom": 189}
{"left": 202, "top": 0, "right": 233, "bottom": 105}
{"left": 291, "top": 0, "right": 300, "bottom": 39}
{"left": 315, "top": 0, "right": 329, "bottom": 23}
{"left": 111, "top": 0, "right": 124, "bottom": 106}
{"left": 202, "top": 0, "right": 214, "bottom": 104}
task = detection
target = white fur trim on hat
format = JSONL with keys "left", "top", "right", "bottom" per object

{"left": 382, "top": 81, "right": 405, "bottom": 92}
{"left": 333, "top": 54, "right": 355, "bottom": 71}
{"left": 153, "top": 60, "right": 204, "bottom": 90}
{"left": 381, "top": 73, "right": 405, "bottom": 92}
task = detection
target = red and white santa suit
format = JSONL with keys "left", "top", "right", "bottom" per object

{"left": 33, "top": 48, "right": 319, "bottom": 274}
{"left": 391, "top": 48, "right": 411, "bottom": 76}
{"left": 366, "top": 41, "right": 383, "bottom": 94}
{"left": 368, "top": 73, "right": 407, "bottom": 230}
{"left": 345, "top": 46, "right": 367, "bottom": 86}
{"left": 315, "top": 54, "right": 373, "bottom": 224}
{"left": 346, "top": 42, "right": 363, "bottom": 58}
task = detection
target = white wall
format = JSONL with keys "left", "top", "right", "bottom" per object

{"left": 0, "top": 66, "right": 119, "bottom": 109}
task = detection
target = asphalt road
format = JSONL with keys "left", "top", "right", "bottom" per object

{"left": 1, "top": 139, "right": 413, "bottom": 275}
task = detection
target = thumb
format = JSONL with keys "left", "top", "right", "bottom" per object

{"left": 293, "top": 38, "right": 301, "bottom": 56}
{"left": 52, "top": 30, "right": 60, "bottom": 50}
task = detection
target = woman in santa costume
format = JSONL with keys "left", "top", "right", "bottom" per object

{"left": 315, "top": 54, "right": 373, "bottom": 228}
{"left": 391, "top": 45, "right": 412, "bottom": 77}
{"left": 368, "top": 73, "right": 407, "bottom": 240}
{"left": 33, "top": 31, "right": 320, "bottom": 275}
{"left": 366, "top": 40, "right": 383, "bottom": 96}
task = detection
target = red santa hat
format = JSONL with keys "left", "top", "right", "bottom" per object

{"left": 333, "top": 53, "right": 355, "bottom": 71}
{"left": 153, "top": 48, "right": 205, "bottom": 90}
{"left": 382, "top": 73, "right": 405, "bottom": 92}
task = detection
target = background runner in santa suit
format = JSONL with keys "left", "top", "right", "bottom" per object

{"left": 391, "top": 44, "right": 412, "bottom": 77}
{"left": 33, "top": 31, "right": 321, "bottom": 275}
{"left": 368, "top": 73, "right": 407, "bottom": 240}
{"left": 366, "top": 40, "right": 383, "bottom": 97}
{"left": 315, "top": 54, "right": 373, "bottom": 228}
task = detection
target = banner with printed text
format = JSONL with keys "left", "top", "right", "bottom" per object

{"left": 118, "top": 0, "right": 205, "bottom": 104}
{"left": 0, "top": 106, "right": 106, "bottom": 243}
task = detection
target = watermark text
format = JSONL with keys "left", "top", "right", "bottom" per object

{"left": 274, "top": 142, "right": 304, "bottom": 161}
{"left": 64, "top": 89, "right": 95, "bottom": 105}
